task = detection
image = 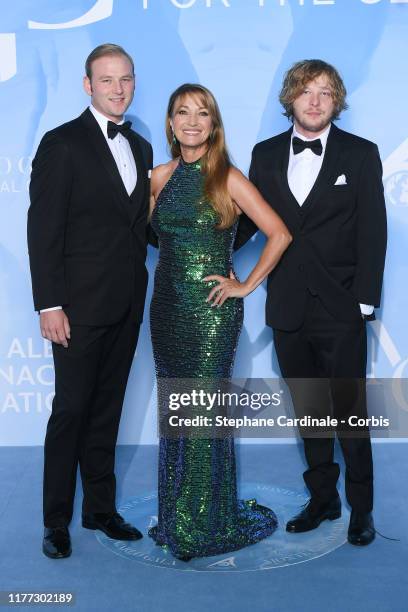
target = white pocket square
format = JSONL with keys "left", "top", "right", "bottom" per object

{"left": 334, "top": 174, "right": 347, "bottom": 186}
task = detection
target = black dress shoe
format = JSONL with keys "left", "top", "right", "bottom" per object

{"left": 82, "top": 512, "right": 143, "bottom": 541}
{"left": 347, "top": 511, "right": 375, "bottom": 546}
{"left": 286, "top": 496, "right": 341, "bottom": 533}
{"left": 42, "top": 527, "right": 71, "bottom": 559}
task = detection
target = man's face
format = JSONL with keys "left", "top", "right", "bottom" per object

{"left": 83, "top": 54, "right": 135, "bottom": 123}
{"left": 292, "top": 73, "right": 335, "bottom": 138}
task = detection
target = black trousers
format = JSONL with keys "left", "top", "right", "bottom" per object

{"left": 43, "top": 310, "right": 140, "bottom": 527}
{"left": 273, "top": 294, "right": 373, "bottom": 513}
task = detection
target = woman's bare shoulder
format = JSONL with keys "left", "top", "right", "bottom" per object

{"left": 227, "top": 166, "right": 248, "bottom": 215}
{"left": 151, "top": 159, "right": 179, "bottom": 199}
{"left": 152, "top": 159, "right": 178, "bottom": 183}
{"left": 227, "top": 165, "right": 247, "bottom": 186}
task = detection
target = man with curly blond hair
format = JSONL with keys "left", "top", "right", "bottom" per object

{"left": 236, "top": 59, "right": 387, "bottom": 546}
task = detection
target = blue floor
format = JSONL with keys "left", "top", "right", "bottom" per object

{"left": 0, "top": 443, "right": 407, "bottom": 612}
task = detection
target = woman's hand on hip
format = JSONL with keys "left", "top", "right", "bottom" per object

{"left": 203, "top": 272, "right": 248, "bottom": 307}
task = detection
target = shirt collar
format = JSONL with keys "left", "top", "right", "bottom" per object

{"left": 292, "top": 122, "right": 331, "bottom": 151}
{"left": 89, "top": 105, "right": 125, "bottom": 138}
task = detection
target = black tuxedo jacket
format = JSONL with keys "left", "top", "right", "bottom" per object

{"left": 28, "top": 109, "right": 153, "bottom": 326}
{"left": 235, "top": 124, "right": 387, "bottom": 331}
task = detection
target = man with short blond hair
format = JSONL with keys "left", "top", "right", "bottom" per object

{"left": 28, "top": 44, "right": 152, "bottom": 558}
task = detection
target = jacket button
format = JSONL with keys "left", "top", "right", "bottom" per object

{"left": 298, "top": 264, "right": 304, "bottom": 272}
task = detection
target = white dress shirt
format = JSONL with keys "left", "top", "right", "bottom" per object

{"left": 287, "top": 123, "right": 373, "bottom": 316}
{"left": 89, "top": 105, "right": 137, "bottom": 196}
{"left": 288, "top": 124, "right": 330, "bottom": 206}
{"left": 40, "top": 106, "right": 137, "bottom": 313}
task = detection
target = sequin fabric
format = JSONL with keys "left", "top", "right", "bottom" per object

{"left": 149, "top": 158, "right": 277, "bottom": 559}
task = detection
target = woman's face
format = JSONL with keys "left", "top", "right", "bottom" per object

{"left": 170, "top": 93, "right": 213, "bottom": 154}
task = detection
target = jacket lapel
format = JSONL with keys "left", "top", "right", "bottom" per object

{"left": 127, "top": 133, "right": 147, "bottom": 225}
{"left": 276, "top": 128, "right": 304, "bottom": 218}
{"left": 299, "top": 123, "right": 342, "bottom": 215}
{"left": 80, "top": 109, "right": 132, "bottom": 219}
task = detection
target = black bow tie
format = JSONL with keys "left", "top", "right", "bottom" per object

{"left": 107, "top": 120, "right": 132, "bottom": 140}
{"left": 292, "top": 136, "right": 323, "bottom": 156}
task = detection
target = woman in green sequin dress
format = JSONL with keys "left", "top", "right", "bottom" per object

{"left": 149, "top": 84, "right": 292, "bottom": 560}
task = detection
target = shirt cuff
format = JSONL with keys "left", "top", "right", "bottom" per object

{"left": 359, "top": 303, "right": 374, "bottom": 316}
{"left": 40, "top": 306, "right": 63, "bottom": 313}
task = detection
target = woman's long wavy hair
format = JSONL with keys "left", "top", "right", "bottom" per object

{"left": 166, "top": 83, "right": 237, "bottom": 229}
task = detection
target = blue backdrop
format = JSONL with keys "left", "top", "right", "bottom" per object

{"left": 1, "top": 0, "right": 407, "bottom": 445}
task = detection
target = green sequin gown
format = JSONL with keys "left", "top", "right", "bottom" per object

{"left": 149, "top": 158, "right": 277, "bottom": 559}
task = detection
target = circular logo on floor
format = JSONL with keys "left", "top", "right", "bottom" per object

{"left": 94, "top": 483, "right": 348, "bottom": 572}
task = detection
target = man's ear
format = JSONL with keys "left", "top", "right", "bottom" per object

{"left": 83, "top": 75, "right": 92, "bottom": 96}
